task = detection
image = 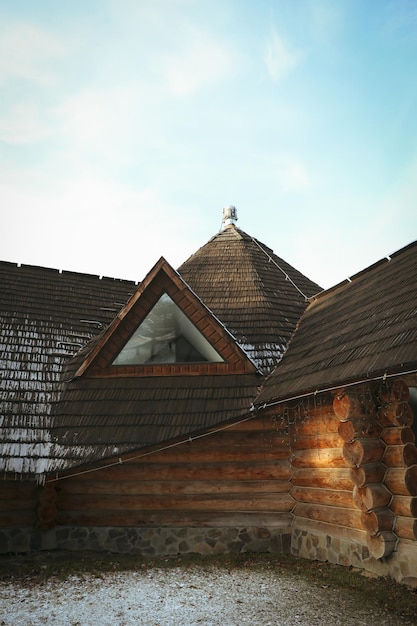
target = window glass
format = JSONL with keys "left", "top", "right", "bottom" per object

{"left": 112, "top": 293, "right": 224, "bottom": 365}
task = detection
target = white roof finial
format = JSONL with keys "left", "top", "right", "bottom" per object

{"left": 221, "top": 205, "right": 238, "bottom": 229}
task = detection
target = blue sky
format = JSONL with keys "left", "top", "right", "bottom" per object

{"left": 1, "top": 0, "right": 416, "bottom": 289}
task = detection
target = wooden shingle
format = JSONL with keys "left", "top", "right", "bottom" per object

{"left": 0, "top": 262, "right": 136, "bottom": 479}
{"left": 179, "top": 224, "right": 321, "bottom": 373}
{"left": 256, "top": 241, "right": 417, "bottom": 405}
{"left": 53, "top": 257, "right": 261, "bottom": 471}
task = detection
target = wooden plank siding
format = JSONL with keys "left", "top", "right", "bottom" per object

{"left": 52, "top": 415, "right": 294, "bottom": 529}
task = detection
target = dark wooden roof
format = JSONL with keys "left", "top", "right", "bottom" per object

{"left": 0, "top": 261, "right": 136, "bottom": 479}
{"left": 53, "top": 258, "right": 261, "bottom": 471}
{"left": 53, "top": 373, "right": 259, "bottom": 470}
{"left": 0, "top": 250, "right": 262, "bottom": 479}
{"left": 178, "top": 224, "right": 321, "bottom": 373}
{"left": 7, "top": 225, "right": 412, "bottom": 481}
{"left": 256, "top": 241, "right": 417, "bottom": 406}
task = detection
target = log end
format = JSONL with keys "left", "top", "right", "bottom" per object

{"left": 366, "top": 531, "right": 397, "bottom": 559}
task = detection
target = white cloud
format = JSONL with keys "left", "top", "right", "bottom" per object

{"left": 278, "top": 158, "right": 311, "bottom": 192}
{"left": 55, "top": 90, "right": 120, "bottom": 147}
{"left": 165, "top": 29, "right": 236, "bottom": 96}
{"left": 264, "top": 29, "right": 301, "bottom": 81}
{"left": 0, "top": 169, "right": 199, "bottom": 281}
{"left": 0, "top": 101, "right": 52, "bottom": 144}
{"left": 261, "top": 154, "right": 312, "bottom": 193}
{"left": 287, "top": 156, "right": 417, "bottom": 290}
{"left": 52, "top": 83, "right": 167, "bottom": 175}
{"left": 0, "top": 21, "right": 68, "bottom": 85}
{"left": 309, "top": 1, "right": 343, "bottom": 45}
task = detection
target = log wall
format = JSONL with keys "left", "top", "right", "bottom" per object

{"left": 289, "top": 395, "right": 364, "bottom": 542}
{"left": 377, "top": 381, "right": 417, "bottom": 545}
{"left": 0, "top": 480, "right": 38, "bottom": 528}
{"left": 332, "top": 379, "right": 417, "bottom": 558}
{"left": 2, "top": 377, "right": 416, "bottom": 578}
{"left": 51, "top": 415, "right": 294, "bottom": 530}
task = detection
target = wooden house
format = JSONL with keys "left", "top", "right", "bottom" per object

{"left": 1, "top": 208, "right": 416, "bottom": 584}
{"left": 255, "top": 240, "right": 417, "bottom": 583}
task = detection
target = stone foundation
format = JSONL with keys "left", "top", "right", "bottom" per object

{"left": 2, "top": 525, "right": 417, "bottom": 586}
{"left": 291, "top": 527, "right": 417, "bottom": 587}
{"left": 0, "top": 526, "right": 291, "bottom": 558}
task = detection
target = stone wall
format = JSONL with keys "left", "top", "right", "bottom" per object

{"left": 291, "top": 527, "right": 417, "bottom": 587}
{"left": 2, "top": 524, "right": 417, "bottom": 586}
{"left": 0, "top": 525, "right": 291, "bottom": 558}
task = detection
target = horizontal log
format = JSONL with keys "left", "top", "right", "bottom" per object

{"left": 58, "top": 460, "right": 293, "bottom": 482}
{"left": 343, "top": 438, "right": 385, "bottom": 467}
{"left": 57, "top": 492, "right": 296, "bottom": 513}
{"left": 164, "top": 430, "right": 289, "bottom": 450}
{"left": 360, "top": 509, "right": 395, "bottom": 535}
{"left": 352, "top": 484, "right": 392, "bottom": 512}
{"left": 289, "top": 399, "right": 335, "bottom": 420}
{"left": 378, "top": 379, "right": 409, "bottom": 403}
{"left": 226, "top": 416, "right": 288, "bottom": 432}
{"left": 128, "top": 445, "right": 290, "bottom": 464}
{"left": 293, "top": 502, "right": 362, "bottom": 529}
{"left": 390, "top": 495, "right": 417, "bottom": 518}
{"left": 58, "top": 479, "right": 291, "bottom": 497}
{"left": 333, "top": 393, "right": 375, "bottom": 420}
{"left": 385, "top": 465, "right": 417, "bottom": 496}
{"left": 37, "top": 485, "right": 57, "bottom": 504}
{"left": 338, "top": 419, "right": 382, "bottom": 443}
{"left": 381, "top": 426, "right": 415, "bottom": 446}
{"left": 291, "top": 448, "right": 346, "bottom": 469}
{"left": 74, "top": 433, "right": 292, "bottom": 466}
{"left": 56, "top": 510, "right": 295, "bottom": 529}
{"left": 291, "top": 468, "right": 353, "bottom": 490}
{"left": 92, "top": 430, "right": 289, "bottom": 463}
{"left": 289, "top": 415, "right": 340, "bottom": 436}
{"left": 378, "top": 401, "right": 413, "bottom": 427}
{"left": 291, "top": 486, "right": 354, "bottom": 508}
{"left": 383, "top": 443, "right": 417, "bottom": 468}
{"left": 291, "top": 432, "right": 342, "bottom": 450}
{"left": 394, "top": 515, "right": 417, "bottom": 540}
{"left": 0, "top": 482, "right": 38, "bottom": 500}
{"left": 0, "top": 498, "right": 38, "bottom": 512}
{"left": 349, "top": 463, "right": 387, "bottom": 487}
{"left": 0, "top": 510, "right": 37, "bottom": 527}
{"left": 366, "top": 531, "right": 397, "bottom": 559}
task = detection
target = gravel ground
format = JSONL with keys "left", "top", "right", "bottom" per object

{"left": 0, "top": 563, "right": 415, "bottom": 626}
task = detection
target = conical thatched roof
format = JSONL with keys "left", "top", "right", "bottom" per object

{"left": 178, "top": 224, "right": 321, "bottom": 373}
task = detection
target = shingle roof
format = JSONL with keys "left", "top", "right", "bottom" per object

{"left": 53, "top": 373, "right": 259, "bottom": 470}
{"left": 178, "top": 224, "right": 321, "bottom": 373}
{"left": 52, "top": 258, "right": 261, "bottom": 472}
{"left": 256, "top": 241, "right": 417, "bottom": 406}
{"left": 0, "top": 261, "right": 136, "bottom": 479}
{"left": 0, "top": 243, "right": 263, "bottom": 479}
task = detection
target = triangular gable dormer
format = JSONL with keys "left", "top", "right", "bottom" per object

{"left": 74, "top": 257, "right": 259, "bottom": 378}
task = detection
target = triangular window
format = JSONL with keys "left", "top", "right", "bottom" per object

{"left": 112, "top": 293, "right": 224, "bottom": 365}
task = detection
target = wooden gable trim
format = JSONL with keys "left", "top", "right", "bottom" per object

{"left": 74, "top": 257, "right": 259, "bottom": 378}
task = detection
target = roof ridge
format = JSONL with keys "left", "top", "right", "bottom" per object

{"left": 307, "top": 240, "right": 417, "bottom": 305}
{"left": 0, "top": 259, "right": 139, "bottom": 285}
{"left": 249, "top": 236, "right": 309, "bottom": 301}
